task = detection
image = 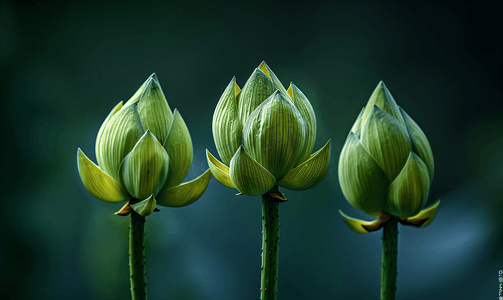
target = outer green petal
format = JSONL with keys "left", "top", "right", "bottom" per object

{"left": 277, "top": 139, "right": 331, "bottom": 190}
{"left": 96, "top": 104, "right": 145, "bottom": 181}
{"left": 399, "top": 107, "right": 434, "bottom": 182}
{"left": 229, "top": 146, "right": 276, "bottom": 196}
{"left": 338, "top": 132, "right": 389, "bottom": 216}
{"left": 162, "top": 109, "right": 193, "bottom": 190}
{"left": 258, "top": 61, "right": 289, "bottom": 98}
{"left": 243, "top": 91, "right": 307, "bottom": 179}
{"left": 360, "top": 106, "right": 412, "bottom": 182}
{"left": 136, "top": 75, "right": 173, "bottom": 143}
{"left": 123, "top": 74, "right": 153, "bottom": 107}
{"left": 119, "top": 130, "right": 169, "bottom": 200}
{"left": 407, "top": 199, "right": 440, "bottom": 227}
{"left": 287, "top": 83, "right": 317, "bottom": 162}
{"left": 339, "top": 210, "right": 372, "bottom": 234}
{"left": 156, "top": 169, "right": 211, "bottom": 207}
{"left": 206, "top": 149, "right": 236, "bottom": 189}
{"left": 77, "top": 148, "right": 130, "bottom": 202}
{"left": 212, "top": 77, "right": 243, "bottom": 165}
{"left": 95, "top": 101, "right": 123, "bottom": 163}
{"left": 130, "top": 195, "right": 157, "bottom": 217}
{"left": 350, "top": 107, "right": 365, "bottom": 138}
{"left": 238, "top": 68, "right": 274, "bottom": 123}
{"left": 362, "top": 81, "right": 405, "bottom": 125}
{"left": 384, "top": 152, "right": 431, "bottom": 218}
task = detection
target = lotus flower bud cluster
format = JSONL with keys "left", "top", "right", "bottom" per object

{"left": 339, "top": 81, "right": 439, "bottom": 233}
{"left": 77, "top": 74, "right": 210, "bottom": 216}
{"left": 207, "top": 62, "right": 331, "bottom": 197}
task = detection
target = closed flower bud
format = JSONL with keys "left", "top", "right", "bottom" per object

{"left": 77, "top": 74, "right": 211, "bottom": 215}
{"left": 339, "top": 81, "right": 439, "bottom": 232}
{"left": 208, "top": 61, "right": 331, "bottom": 196}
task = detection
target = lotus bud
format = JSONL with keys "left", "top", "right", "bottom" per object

{"left": 208, "top": 61, "right": 331, "bottom": 197}
{"left": 339, "top": 81, "right": 439, "bottom": 233}
{"left": 77, "top": 74, "right": 211, "bottom": 214}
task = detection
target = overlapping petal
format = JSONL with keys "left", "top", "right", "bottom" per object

{"left": 229, "top": 146, "right": 276, "bottom": 196}
{"left": 96, "top": 104, "right": 145, "bottom": 181}
{"left": 360, "top": 106, "right": 412, "bottom": 182}
{"left": 339, "top": 132, "right": 389, "bottom": 216}
{"left": 243, "top": 91, "right": 307, "bottom": 179}
{"left": 95, "top": 101, "right": 123, "bottom": 162}
{"left": 162, "top": 110, "right": 193, "bottom": 190}
{"left": 288, "top": 83, "right": 317, "bottom": 162}
{"left": 238, "top": 68, "right": 274, "bottom": 123}
{"left": 350, "top": 107, "right": 365, "bottom": 138}
{"left": 384, "top": 152, "right": 430, "bottom": 218}
{"left": 135, "top": 75, "right": 173, "bottom": 143}
{"left": 400, "top": 107, "right": 434, "bottom": 181}
{"left": 258, "top": 61, "right": 289, "bottom": 97}
{"left": 362, "top": 81, "right": 405, "bottom": 125}
{"left": 119, "top": 130, "right": 169, "bottom": 200}
{"left": 212, "top": 77, "right": 243, "bottom": 165}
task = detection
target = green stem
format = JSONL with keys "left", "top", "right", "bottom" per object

{"left": 130, "top": 212, "right": 147, "bottom": 300}
{"left": 381, "top": 217, "right": 398, "bottom": 300}
{"left": 260, "top": 193, "right": 280, "bottom": 300}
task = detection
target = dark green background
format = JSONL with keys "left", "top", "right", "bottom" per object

{"left": 2, "top": 1, "right": 502, "bottom": 299}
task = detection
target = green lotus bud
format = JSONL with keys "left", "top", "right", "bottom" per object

{"left": 339, "top": 81, "right": 438, "bottom": 233}
{"left": 208, "top": 61, "right": 331, "bottom": 196}
{"left": 78, "top": 74, "right": 211, "bottom": 212}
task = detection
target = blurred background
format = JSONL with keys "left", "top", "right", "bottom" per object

{"left": 1, "top": 0, "right": 502, "bottom": 299}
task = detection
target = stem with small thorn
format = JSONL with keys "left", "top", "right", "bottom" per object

{"left": 381, "top": 217, "right": 398, "bottom": 300}
{"left": 260, "top": 192, "right": 280, "bottom": 300}
{"left": 130, "top": 212, "right": 147, "bottom": 300}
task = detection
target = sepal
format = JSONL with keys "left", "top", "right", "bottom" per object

{"left": 339, "top": 210, "right": 373, "bottom": 234}
{"left": 277, "top": 139, "right": 331, "bottom": 190}
{"left": 206, "top": 149, "right": 236, "bottom": 188}
{"left": 130, "top": 195, "right": 157, "bottom": 217}
{"left": 402, "top": 199, "right": 440, "bottom": 228}
{"left": 156, "top": 169, "right": 212, "bottom": 207}
{"left": 77, "top": 148, "right": 130, "bottom": 203}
